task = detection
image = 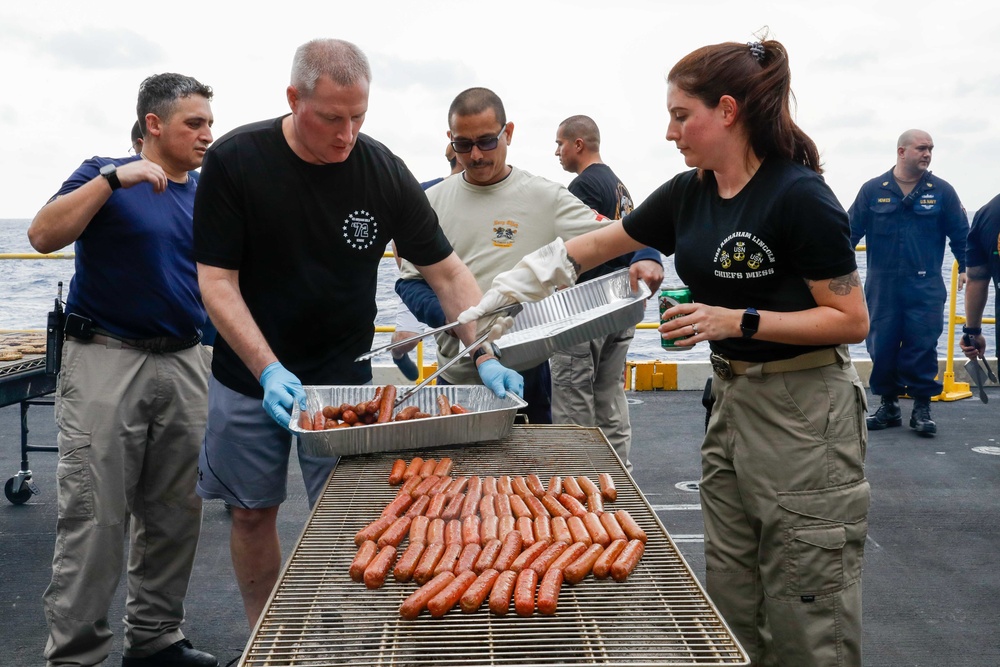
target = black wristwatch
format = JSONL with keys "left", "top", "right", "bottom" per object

{"left": 962, "top": 326, "right": 983, "bottom": 336}
{"left": 471, "top": 344, "right": 495, "bottom": 364}
{"left": 740, "top": 307, "right": 760, "bottom": 338}
{"left": 99, "top": 163, "right": 122, "bottom": 191}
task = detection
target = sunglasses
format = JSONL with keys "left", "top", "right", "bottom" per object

{"left": 450, "top": 127, "right": 506, "bottom": 154}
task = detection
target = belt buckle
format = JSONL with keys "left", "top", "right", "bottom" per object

{"left": 710, "top": 353, "right": 734, "bottom": 380}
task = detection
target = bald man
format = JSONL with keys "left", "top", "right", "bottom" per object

{"left": 849, "top": 129, "right": 968, "bottom": 436}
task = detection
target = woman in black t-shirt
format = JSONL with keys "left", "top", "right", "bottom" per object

{"left": 464, "top": 37, "right": 871, "bottom": 667}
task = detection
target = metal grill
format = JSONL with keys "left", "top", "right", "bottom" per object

{"left": 243, "top": 426, "right": 749, "bottom": 666}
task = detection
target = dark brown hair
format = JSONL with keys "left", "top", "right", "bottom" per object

{"left": 667, "top": 38, "right": 822, "bottom": 174}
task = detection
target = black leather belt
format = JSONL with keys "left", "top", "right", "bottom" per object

{"left": 67, "top": 330, "right": 201, "bottom": 354}
{"left": 711, "top": 347, "right": 840, "bottom": 380}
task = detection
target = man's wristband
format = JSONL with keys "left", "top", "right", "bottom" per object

{"left": 962, "top": 326, "right": 983, "bottom": 336}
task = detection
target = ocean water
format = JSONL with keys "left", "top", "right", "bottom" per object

{"left": 1, "top": 218, "right": 993, "bottom": 364}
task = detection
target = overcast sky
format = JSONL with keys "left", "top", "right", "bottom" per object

{"left": 2, "top": 0, "right": 998, "bottom": 221}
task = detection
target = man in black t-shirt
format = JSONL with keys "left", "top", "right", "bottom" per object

{"left": 552, "top": 115, "right": 663, "bottom": 468}
{"left": 192, "top": 38, "right": 522, "bottom": 629}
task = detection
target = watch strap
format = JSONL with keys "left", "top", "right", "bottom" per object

{"left": 100, "top": 164, "right": 122, "bottom": 191}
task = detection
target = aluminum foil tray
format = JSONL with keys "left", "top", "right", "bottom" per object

{"left": 291, "top": 385, "right": 527, "bottom": 457}
{"left": 496, "top": 267, "right": 651, "bottom": 370}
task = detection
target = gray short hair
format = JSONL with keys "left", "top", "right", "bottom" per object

{"left": 136, "top": 73, "right": 212, "bottom": 134}
{"left": 291, "top": 38, "right": 371, "bottom": 96}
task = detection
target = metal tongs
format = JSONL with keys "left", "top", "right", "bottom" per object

{"left": 964, "top": 355, "right": 998, "bottom": 404}
{"left": 354, "top": 303, "right": 523, "bottom": 362}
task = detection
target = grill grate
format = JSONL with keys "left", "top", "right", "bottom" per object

{"left": 243, "top": 426, "right": 748, "bottom": 666}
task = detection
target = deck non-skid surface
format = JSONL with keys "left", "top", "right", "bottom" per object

{"left": 2, "top": 386, "right": 998, "bottom": 666}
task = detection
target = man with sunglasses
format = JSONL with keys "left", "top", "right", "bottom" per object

{"left": 849, "top": 129, "right": 969, "bottom": 436}
{"left": 396, "top": 87, "right": 613, "bottom": 423}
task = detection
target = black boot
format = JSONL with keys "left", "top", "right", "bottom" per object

{"left": 122, "top": 639, "right": 218, "bottom": 667}
{"left": 867, "top": 395, "right": 902, "bottom": 430}
{"left": 910, "top": 398, "right": 937, "bottom": 436}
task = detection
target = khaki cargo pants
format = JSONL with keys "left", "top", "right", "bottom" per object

{"left": 43, "top": 340, "right": 210, "bottom": 666}
{"left": 702, "top": 347, "right": 869, "bottom": 667}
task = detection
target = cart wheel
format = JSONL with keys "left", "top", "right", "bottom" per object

{"left": 5, "top": 477, "right": 33, "bottom": 505}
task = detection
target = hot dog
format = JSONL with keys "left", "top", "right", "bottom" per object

{"left": 488, "top": 569, "right": 517, "bottom": 616}
{"left": 430, "top": 476, "right": 454, "bottom": 496}
{"left": 509, "top": 494, "right": 533, "bottom": 520}
{"left": 393, "top": 405, "right": 420, "bottom": 421}
{"left": 312, "top": 410, "right": 326, "bottom": 431}
{"left": 349, "top": 540, "right": 378, "bottom": 582}
{"left": 528, "top": 541, "right": 569, "bottom": 577}
{"left": 480, "top": 511, "right": 500, "bottom": 543}
{"left": 496, "top": 475, "right": 513, "bottom": 495}
{"left": 419, "top": 458, "right": 438, "bottom": 479}
{"left": 399, "top": 571, "right": 454, "bottom": 620}
{"left": 474, "top": 538, "right": 502, "bottom": 573}
{"left": 563, "top": 543, "right": 604, "bottom": 585}
{"left": 541, "top": 494, "right": 572, "bottom": 519}
{"left": 526, "top": 473, "right": 546, "bottom": 498}
{"left": 446, "top": 476, "right": 469, "bottom": 498}
{"left": 516, "top": 516, "right": 535, "bottom": 548}
{"left": 511, "top": 476, "right": 533, "bottom": 500}
{"left": 482, "top": 475, "right": 498, "bottom": 496}
{"left": 363, "top": 545, "right": 396, "bottom": 589}
{"left": 412, "top": 542, "right": 446, "bottom": 585}
{"left": 492, "top": 529, "right": 523, "bottom": 572}
{"left": 533, "top": 516, "right": 552, "bottom": 544}
{"left": 433, "top": 457, "right": 454, "bottom": 477}
{"left": 353, "top": 401, "right": 369, "bottom": 418}
{"left": 426, "top": 518, "right": 446, "bottom": 545}
{"left": 381, "top": 492, "right": 414, "bottom": 519}
{"left": 460, "top": 568, "right": 500, "bottom": 612}
{"left": 427, "top": 570, "right": 477, "bottom": 618}
{"left": 548, "top": 541, "right": 589, "bottom": 573}
{"left": 449, "top": 403, "right": 470, "bottom": 414}
{"left": 441, "top": 492, "right": 465, "bottom": 520}
{"left": 550, "top": 516, "right": 572, "bottom": 544}
{"left": 547, "top": 475, "right": 563, "bottom": 496}
{"left": 376, "top": 515, "right": 412, "bottom": 549}
{"left": 444, "top": 519, "right": 462, "bottom": 546}
{"left": 460, "top": 476, "right": 482, "bottom": 519}
{"left": 558, "top": 493, "right": 588, "bottom": 518}
{"left": 436, "top": 394, "right": 452, "bottom": 417}
{"left": 536, "top": 566, "right": 563, "bottom": 616}
{"left": 399, "top": 474, "right": 423, "bottom": 498}
{"left": 433, "top": 542, "right": 463, "bottom": 577}
{"left": 393, "top": 540, "right": 426, "bottom": 583}
{"left": 582, "top": 512, "right": 611, "bottom": 546}
{"left": 461, "top": 515, "right": 481, "bottom": 546}
{"left": 454, "top": 542, "right": 482, "bottom": 575}
{"left": 424, "top": 492, "right": 447, "bottom": 520}
{"left": 497, "top": 515, "right": 516, "bottom": 542}
{"left": 409, "top": 515, "right": 430, "bottom": 544}
{"left": 599, "top": 512, "right": 628, "bottom": 543}
{"left": 614, "top": 509, "right": 648, "bottom": 543}
{"left": 404, "top": 495, "right": 430, "bottom": 518}
{"left": 610, "top": 539, "right": 645, "bottom": 582}
{"left": 388, "top": 459, "right": 407, "bottom": 485}
{"left": 514, "top": 568, "right": 538, "bottom": 617}
{"left": 377, "top": 384, "right": 396, "bottom": 423}
{"left": 592, "top": 538, "right": 627, "bottom": 579}
{"left": 562, "top": 475, "right": 586, "bottom": 501}
{"left": 598, "top": 472, "right": 617, "bottom": 502}
{"left": 524, "top": 494, "right": 551, "bottom": 520}
{"left": 586, "top": 492, "right": 604, "bottom": 514}
{"left": 366, "top": 386, "right": 383, "bottom": 416}
{"left": 322, "top": 405, "right": 342, "bottom": 421}
{"left": 412, "top": 475, "right": 440, "bottom": 497}
{"left": 298, "top": 410, "right": 313, "bottom": 431}
{"left": 402, "top": 457, "right": 424, "bottom": 481}
{"left": 355, "top": 514, "right": 397, "bottom": 546}
{"left": 577, "top": 475, "right": 600, "bottom": 498}
{"left": 478, "top": 494, "right": 497, "bottom": 518}
{"left": 566, "top": 516, "right": 593, "bottom": 546}
{"left": 495, "top": 493, "right": 513, "bottom": 517}
{"left": 510, "top": 539, "right": 551, "bottom": 573}
{"left": 340, "top": 409, "right": 359, "bottom": 425}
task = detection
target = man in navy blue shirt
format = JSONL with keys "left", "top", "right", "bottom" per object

{"left": 959, "top": 193, "right": 1000, "bottom": 362}
{"left": 849, "top": 129, "right": 968, "bottom": 436}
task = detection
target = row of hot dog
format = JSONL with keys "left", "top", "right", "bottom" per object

{"left": 298, "top": 386, "right": 471, "bottom": 430}
{"left": 348, "top": 456, "right": 648, "bottom": 619}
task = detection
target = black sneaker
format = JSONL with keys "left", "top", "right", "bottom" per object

{"left": 910, "top": 400, "right": 937, "bottom": 436}
{"left": 122, "top": 639, "right": 218, "bottom": 667}
{"left": 392, "top": 352, "right": 419, "bottom": 381}
{"left": 866, "top": 397, "right": 902, "bottom": 430}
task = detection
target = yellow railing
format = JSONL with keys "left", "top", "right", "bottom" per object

{"left": 2, "top": 251, "right": 995, "bottom": 396}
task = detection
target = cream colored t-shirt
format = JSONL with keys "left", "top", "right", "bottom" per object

{"left": 399, "top": 166, "right": 610, "bottom": 384}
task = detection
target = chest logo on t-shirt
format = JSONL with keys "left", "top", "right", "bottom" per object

{"left": 492, "top": 219, "right": 519, "bottom": 248}
{"left": 713, "top": 232, "right": 775, "bottom": 279}
{"left": 343, "top": 210, "right": 378, "bottom": 250}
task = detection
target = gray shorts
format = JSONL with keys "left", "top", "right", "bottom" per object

{"left": 196, "top": 375, "right": 338, "bottom": 509}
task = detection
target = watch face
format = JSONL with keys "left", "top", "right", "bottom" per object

{"left": 100, "top": 164, "right": 116, "bottom": 175}
{"left": 741, "top": 309, "right": 760, "bottom": 336}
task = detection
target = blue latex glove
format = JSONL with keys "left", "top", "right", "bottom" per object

{"left": 477, "top": 358, "right": 524, "bottom": 399}
{"left": 259, "top": 361, "right": 306, "bottom": 430}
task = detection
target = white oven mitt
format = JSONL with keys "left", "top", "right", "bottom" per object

{"left": 458, "top": 238, "right": 579, "bottom": 334}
